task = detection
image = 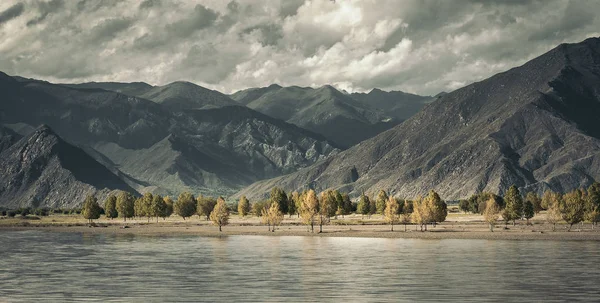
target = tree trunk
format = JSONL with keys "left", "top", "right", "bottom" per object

{"left": 553, "top": 223, "right": 556, "bottom": 231}
{"left": 391, "top": 223, "right": 394, "bottom": 232}
{"left": 489, "top": 223, "right": 493, "bottom": 232}
{"left": 404, "top": 224, "right": 407, "bottom": 232}
{"left": 568, "top": 223, "right": 573, "bottom": 232}
{"left": 526, "top": 218, "right": 529, "bottom": 226}
{"left": 319, "top": 222, "right": 323, "bottom": 233}
{"left": 219, "top": 225, "right": 222, "bottom": 232}
{"left": 513, "top": 220, "right": 516, "bottom": 226}
{"left": 310, "top": 222, "right": 314, "bottom": 233}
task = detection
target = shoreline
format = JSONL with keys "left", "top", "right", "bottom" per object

{"left": 3, "top": 222, "right": 600, "bottom": 241}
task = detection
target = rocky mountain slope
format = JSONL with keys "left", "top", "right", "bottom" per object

{"left": 0, "top": 125, "right": 136, "bottom": 208}
{"left": 236, "top": 37, "right": 600, "bottom": 201}
{"left": 230, "top": 85, "right": 415, "bottom": 148}
{"left": 350, "top": 88, "right": 434, "bottom": 121}
{"left": 0, "top": 76, "right": 338, "bottom": 199}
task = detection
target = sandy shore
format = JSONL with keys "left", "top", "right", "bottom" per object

{"left": 2, "top": 214, "right": 600, "bottom": 240}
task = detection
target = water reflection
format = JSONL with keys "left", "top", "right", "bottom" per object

{"left": 0, "top": 232, "right": 599, "bottom": 302}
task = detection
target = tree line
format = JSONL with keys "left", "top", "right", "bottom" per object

{"left": 76, "top": 182, "right": 600, "bottom": 233}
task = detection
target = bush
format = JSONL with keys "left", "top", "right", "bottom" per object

{"left": 62, "top": 209, "right": 70, "bottom": 214}
{"left": 7, "top": 210, "right": 17, "bottom": 217}
{"left": 1, "top": 210, "right": 6, "bottom": 216}
{"left": 19, "top": 207, "right": 31, "bottom": 217}
{"left": 33, "top": 208, "right": 50, "bottom": 216}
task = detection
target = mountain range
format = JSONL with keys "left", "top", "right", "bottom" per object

{"left": 237, "top": 37, "right": 600, "bottom": 201}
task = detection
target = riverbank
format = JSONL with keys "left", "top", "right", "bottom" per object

{"left": 2, "top": 213, "right": 600, "bottom": 240}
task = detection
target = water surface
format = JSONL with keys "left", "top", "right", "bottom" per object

{"left": 1, "top": 231, "right": 599, "bottom": 302}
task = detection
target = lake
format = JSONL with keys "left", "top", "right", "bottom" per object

{"left": 1, "top": 231, "right": 599, "bottom": 302}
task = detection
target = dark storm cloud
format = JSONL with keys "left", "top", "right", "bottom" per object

{"left": 0, "top": 2, "right": 24, "bottom": 25}
{"left": 166, "top": 4, "right": 218, "bottom": 38}
{"left": 1, "top": 0, "right": 599, "bottom": 95}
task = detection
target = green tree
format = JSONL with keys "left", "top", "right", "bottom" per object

{"left": 270, "top": 187, "right": 289, "bottom": 215}
{"left": 174, "top": 192, "right": 196, "bottom": 220}
{"left": 210, "top": 197, "right": 230, "bottom": 232}
{"left": 585, "top": 182, "right": 600, "bottom": 229}
{"left": 116, "top": 191, "right": 135, "bottom": 222}
{"left": 140, "top": 193, "right": 154, "bottom": 222}
{"left": 300, "top": 190, "right": 319, "bottom": 233}
{"left": 561, "top": 189, "right": 585, "bottom": 231}
{"left": 197, "top": 195, "right": 217, "bottom": 220}
{"left": 384, "top": 196, "right": 400, "bottom": 231}
{"left": 458, "top": 199, "right": 470, "bottom": 213}
{"left": 287, "top": 192, "right": 297, "bottom": 217}
{"left": 483, "top": 198, "right": 500, "bottom": 232}
{"left": 163, "top": 196, "right": 174, "bottom": 219}
{"left": 525, "top": 192, "right": 543, "bottom": 214}
{"left": 291, "top": 191, "right": 302, "bottom": 218}
{"left": 503, "top": 185, "right": 523, "bottom": 226}
{"left": 523, "top": 200, "right": 534, "bottom": 225}
{"left": 82, "top": 195, "right": 102, "bottom": 223}
{"left": 104, "top": 194, "right": 118, "bottom": 219}
{"left": 342, "top": 193, "right": 352, "bottom": 217}
{"left": 375, "top": 190, "right": 389, "bottom": 215}
{"left": 150, "top": 194, "right": 166, "bottom": 222}
{"left": 357, "top": 193, "right": 371, "bottom": 218}
{"left": 252, "top": 200, "right": 268, "bottom": 217}
{"left": 238, "top": 196, "right": 250, "bottom": 217}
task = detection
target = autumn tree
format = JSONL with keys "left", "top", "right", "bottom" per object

{"left": 375, "top": 190, "right": 389, "bottom": 215}
{"left": 546, "top": 192, "right": 563, "bottom": 231}
{"left": 116, "top": 191, "right": 135, "bottom": 222}
{"left": 175, "top": 192, "right": 196, "bottom": 220}
{"left": 270, "top": 187, "right": 289, "bottom": 215}
{"left": 425, "top": 190, "right": 447, "bottom": 226}
{"left": 561, "top": 189, "right": 585, "bottom": 231}
{"left": 238, "top": 196, "right": 250, "bottom": 217}
{"left": 82, "top": 195, "right": 102, "bottom": 223}
{"left": 291, "top": 191, "right": 301, "bottom": 218}
{"left": 401, "top": 200, "right": 413, "bottom": 232}
{"left": 523, "top": 200, "right": 534, "bottom": 225}
{"left": 384, "top": 196, "right": 400, "bottom": 231}
{"left": 318, "top": 190, "right": 336, "bottom": 233}
{"left": 252, "top": 200, "right": 268, "bottom": 217}
{"left": 300, "top": 189, "right": 319, "bottom": 232}
{"left": 163, "top": 196, "right": 174, "bottom": 219}
{"left": 357, "top": 193, "right": 371, "bottom": 218}
{"left": 525, "top": 192, "right": 543, "bottom": 214}
{"left": 210, "top": 197, "right": 230, "bottom": 232}
{"left": 104, "top": 194, "right": 118, "bottom": 220}
{"left": 197, "top": 195, "right": 217, "bottom": 220}
{"left": 266, "top": 200, "right": 284, "bottom": 232}
{"left": 585, "top": 182, "right": 600, "bottom": 229}
{"left": 411, "top": 196, "right": 428, "bottom": 231}
{"left": 483, "top": 198, "right": 500, "bottom": 232}
{"left": 140, "top": 193, "right": 154, "bottom": 222}
{"left": 150, "top": 194, "right": 166, "bottom": 222}
{"left": 503, "top": 185, "right": 523, "bottom": 226}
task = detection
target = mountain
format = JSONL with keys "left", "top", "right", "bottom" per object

{"left": 0, "top": 125, "right": 136, "bottom": 208}
{"left": 61, "top": 81, "right": 154, "bottom": 97}
{"left": 138, "top": 81, "right": 238, "bottom": 111}
{"left": 350, "top": 88, "right": 433, "bottom": 121}
{"left": 230, "top": 84, "right": 403, "bottom": 148}
{"left": 236, "top": 37, "right": 600, "bottom": 201}
{"left": 0, "top": 74, "right": 338, "bottom": 198}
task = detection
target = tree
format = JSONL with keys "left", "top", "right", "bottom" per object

{"left": 483, "top": 198, "right": 500, "bottom": 232}
{"left": 546, "top": 193, "right": 563, "bottom": 231}
{"left": 291, "top": 191, "right": 301, "bottom": 218}
{"left": 523, "top": 201, "right": 534, "bottom": 225}
{"left": 401, "top": 200, "right": 413, "bottom": 232}
{"left": 210, "top": 197, "right": 230, "bottom": 232}
{"left": 150, "top": 194, "right": 166, "bottom": 222}
{"left": 104, "top": 194, "right": 118, "bottom": 220}
{"left": 318, "top": 190, "right": 336, "bottom": 233}
{"left": 252, "top": 200, "right": 268, "bottom": 217}
{"left": 585, "top": 182, "right": 600, "bottom": 229}
{"left": 342, "top": 193, "right": 352, "bottom": 217}
{"left": 384, "top": 196, "right": 400, "bottom": 231}
{"left": 525, "top": 192, "right": 543, "bottom": 214}
{"left": 174, "top": 192, "right": 196, "bottom": 220}
{"left": 425, "top": 190, "right": 447, "bottom": 226}
{"left": 375, "top": 190, "right": 389, "bottom": 215}
{"left": 333, "top": 190, "right": 344, "bottom": 219}
{"left": 197, "top": 195, "right": 217, "bottom": 220}
{"left": 270, "top": 187, "right": 289, "bottom": 215}
{"left": 163, "top": 196, "right": 174, "bottom": 219}
{"left": 357, "top": 193, "right": 371, "bottom": 218}
{"left": 503, "top": 185, "right": 523, "bottom": 226}
{"left": 561, "top": 189, "right": 585, "bottom": 231}
{"left": 287, "top": 192, "right": 297, "bottom": 218}
{"left": 116, "top": 191, "right": 135, "bottom": 222}
{"left": 458, "top": 199, "right": 470, "bottom": 213}
{"left": 82, "top": 195, "right": 102, "bottom": 223}
{"left": 134, "top": 197, "right": 144, "bottom": 219}
{"left": 238, "top": 196, "right": 250, "bottom": 217}
{"left": 266, "top": 200, "right": 284, "bottom": 232}
{"left": 411, "top": 196, "right": 428, "bottom": 231}
{"left": 300, "top": 190, "right": 319, "bottom": 232}
{"left": 140, "top": 193, "right": 154, "bottom": 222}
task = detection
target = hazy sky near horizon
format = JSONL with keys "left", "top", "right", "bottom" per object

{"left": 0, "top": 0, "right": 598, "bottom": 95}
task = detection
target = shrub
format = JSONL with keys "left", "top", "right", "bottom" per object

{"left": 1, "top": 210, "right": 6, "bottom": 216}
{"left": 7, "top": 210, "right": 17, "bottom": 217}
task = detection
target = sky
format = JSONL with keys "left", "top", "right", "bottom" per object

{"left": 0, "top": 0, "right": 599, "bottom": 95}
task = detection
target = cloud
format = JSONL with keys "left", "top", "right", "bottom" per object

{"left": 0, "top": 2, "right": 24, "bottom": 25}
{"left": 0, "top": 0, "right": 599, "bottom": 96}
